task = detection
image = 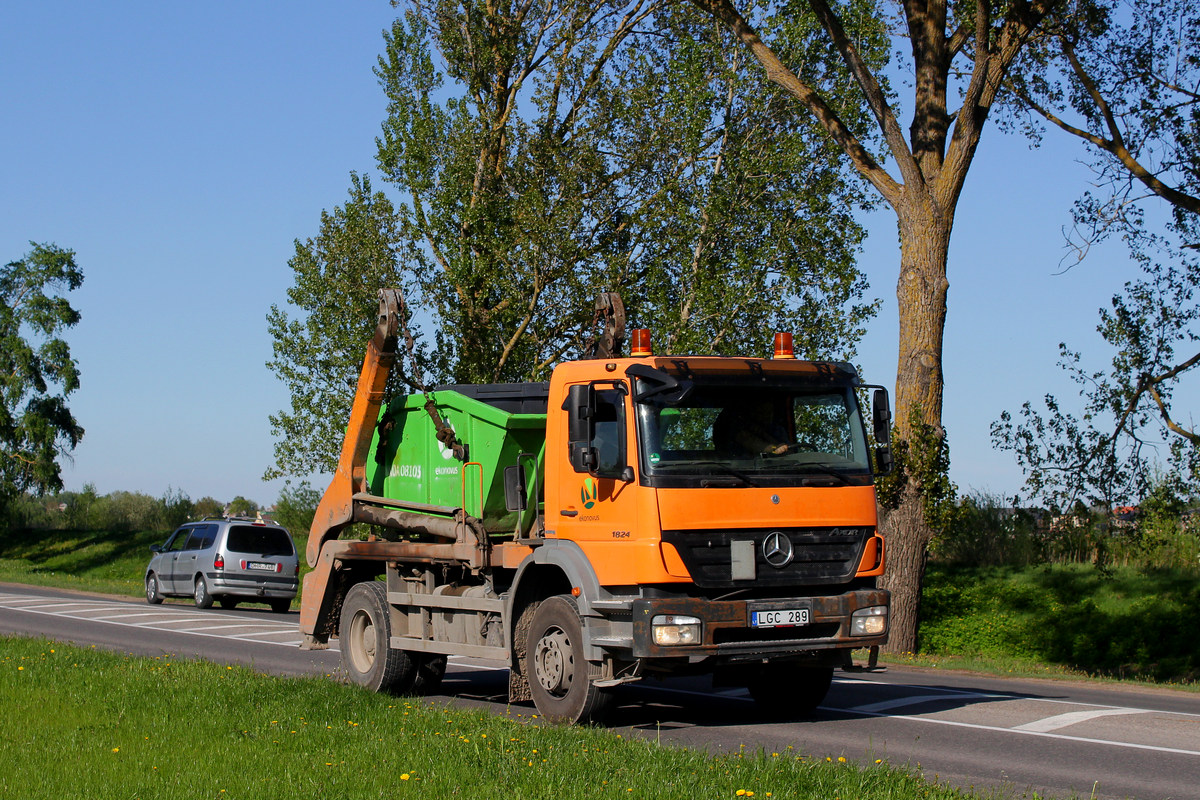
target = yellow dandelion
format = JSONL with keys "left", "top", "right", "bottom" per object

{"left": 838, "top": 756, "right": 847, "bottom": 763}
{"left": 401, "top": 774, "right": 411, "bottom": 781}
{"left": 112, "top": 748, "right": 120, "bottom": 753}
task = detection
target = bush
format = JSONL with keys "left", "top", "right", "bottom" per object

{"left": 918, "top": 564, "right": 1200, "bottom": 683}
{"left": 272, "top": 480, "right": 320, "bottom": 535}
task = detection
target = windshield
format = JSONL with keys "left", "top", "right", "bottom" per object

{"left": 634, "top": 378, "right": 872, "bottom": 487}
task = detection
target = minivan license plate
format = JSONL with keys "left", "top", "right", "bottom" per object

{"left": 247, "top": 561, "right": 274, "bottom": 571}
{"left": 751, "top": 608, "right": 810, "bottom": 628}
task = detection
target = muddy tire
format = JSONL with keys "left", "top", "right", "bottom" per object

{"left": 526, "top": 595, "right": 611, "bottom": 724}
{"left": 339, "top": 582, "right": 418, "bottom": 693}
{"left": 748, "top": 664, "right": 833, "bottom": 719}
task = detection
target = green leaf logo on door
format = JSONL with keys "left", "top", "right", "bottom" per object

{"left": 581, "top": 477, "right": 598, "bottom": 509}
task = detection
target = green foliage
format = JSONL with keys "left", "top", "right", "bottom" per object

{"left": 226, "top": 495, "right": 258, "bottom": 517}
{"left": 266, "top": 0, "right": 884, "bottom": 479}
{"left": 265, "top": 174, "right": 408, "bottom": 479}
{"left": 876, "top": 408, "right": 958, "bottom": 534}
{"left": 996, "top": 0, "right": 1200, "bottom": 508}
{"left": 272, "top": 479, "right": 321, "bottom": 536}
{"left": 0, "top": 243, "right": 84, "bottom": 511}
{"left": 193, "top": 496, "right": 223, "bottom": 518}
{"left": 930, "top": 492, "right": 1044, "bottom": 568}
{"left": 919, "top": 564, "right": 1200, "bottom": 683}
{"left": 0, "top": 636, "right": 984, "bottom": 800}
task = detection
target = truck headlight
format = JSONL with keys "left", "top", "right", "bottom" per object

{"left": 851, "top": 606, "right": 888, "bottom": 636}
{"left": 651, "top": 614, "right": 701, "bottom": 646}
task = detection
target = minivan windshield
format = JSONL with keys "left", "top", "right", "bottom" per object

{"left": 634, "top": 378, "right": 872, "bottom": 487}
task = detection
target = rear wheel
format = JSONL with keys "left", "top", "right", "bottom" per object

{"left": 269, "top": 599, "right": 291, "bottom": 613}
{"left": 145, "top": 573, "right": 163, "bottom": 605}
{"left": 526, "top": 595, "right": 611, "bottom": 724}
{"left": 218, "top": 598, "right": 239, "bottom": 610}
{"left": 339, "top": 582, "right": 417, "bottom": 693}
{"left": 747, "top": 664, "right": 833, "bottom": 719}
{"left": 193, "top": 576, "right": 213, "bottom": 609}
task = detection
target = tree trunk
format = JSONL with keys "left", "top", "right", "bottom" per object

{"left": 879, "top": 195, "right": 951, "bottom": 654}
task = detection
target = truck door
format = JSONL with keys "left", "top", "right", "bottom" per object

{"left": 555, "top": 384, "right": 642, "bottom": 582}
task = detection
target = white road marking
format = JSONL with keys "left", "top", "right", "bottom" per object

{"left": 849, "top": 692, "right": 1006, "bottom": 714}
{"left": 1014, "top": 708, "right": 1152, "bottom": 732}
{"left": 0, "top": 590, "right": 312, "bottom": 649}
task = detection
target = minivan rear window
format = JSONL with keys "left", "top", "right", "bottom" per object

{"left": 226, "top": 525, "right": 294, "bottom": 556}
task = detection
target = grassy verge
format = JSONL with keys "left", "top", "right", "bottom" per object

{"left": 917, "top": 563, "right": 1200, "bottom": 687}
{"left": 0, "top": 636, "right": 991, "bottom": 800}
{"left": 0, "top": 527, "right": 311, "bottom": 601}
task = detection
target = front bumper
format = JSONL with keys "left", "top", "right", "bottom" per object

{"left": 630, "top": 588, "right": 888, "bottom": 661}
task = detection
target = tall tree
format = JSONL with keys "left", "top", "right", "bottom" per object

{"left": 0, "top": 243, "right": 85, "bottom": 512}
{"left": 267, "top": 0, "right": 883, "bottom": 480}
{"left": 687, "top": 0, "right": 1059, "bottom": 651}
{"left": 993, "top": 0, "right": 1200, "bottom": 509}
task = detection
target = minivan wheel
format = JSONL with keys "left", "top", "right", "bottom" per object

{"left": 193, "top": 576, "right": 214, "bottom": 609}
{"left": 145, "top": 573, "right": 163, "bottom": 605}
{"left": 218, "top": 598, "right": 239, "bottom": 610}
{"left": 269, "top": 599, "right": 291, "bottom": 614}
{"left": 339, "top": 582, "right": 417, "bottom": 693}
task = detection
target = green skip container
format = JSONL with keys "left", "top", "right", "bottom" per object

{"left": 365, "top": 383, "right": 549, "bottom": 534}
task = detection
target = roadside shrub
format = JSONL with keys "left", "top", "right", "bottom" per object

{"left": 918, "top": 564, "right": 1200, "bottom": 683}
{"left": 272, "top": 480, "right": 320, "bottom": 535}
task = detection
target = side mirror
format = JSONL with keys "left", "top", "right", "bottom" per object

{"left": 565, "top": 384, "right": 597, "bottom": 474}
{"left": 150, "top": 544, "right": 163, "bottom": 553}
{"left": 871, "top": 388, "right": 893, "bottom": 475}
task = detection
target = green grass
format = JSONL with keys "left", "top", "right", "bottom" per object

{"left": 917, "top": 563, "right": 1200, "bottom": 686}
{"left": 0, "top": 636, "right": 994, "bottom": 800}
{"left": 0, "top": 527, "right": 312, "bottom": 600}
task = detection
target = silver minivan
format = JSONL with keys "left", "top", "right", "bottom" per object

{"left": 145, "top": 517, "right": 299, "bottom": 612}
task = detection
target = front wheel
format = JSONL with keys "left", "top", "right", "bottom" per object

{"left": 339, "top": 582, "right": 417, "bottom": 694}
{"left": 747, "top": 664, "right": 833, "bottom": 719}
{"left": 145, "top": 573, "right": 163, "bottom": 605}
{"left": 526, "top": 595, "right": 611, "bottom": 724}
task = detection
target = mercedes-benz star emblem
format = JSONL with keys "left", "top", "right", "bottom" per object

{"left": 762, "top": 531, "right": 794, "bottom": 568}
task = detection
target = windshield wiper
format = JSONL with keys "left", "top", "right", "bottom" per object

{"left": 654, "top": 460, "right": 759, "bottom": 487}
{"left": 773, "top": 462, "right": 856, "bottom": 485}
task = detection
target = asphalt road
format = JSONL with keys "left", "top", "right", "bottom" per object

{"left": 2, "top": 583, "right": 1198, "bottom": 800}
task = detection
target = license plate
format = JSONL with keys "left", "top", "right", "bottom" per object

{"left": 751, "top": 608, "right": 811, "bottom": 628}
{"left": 247, "top": 561, "right": 275, "bottom": 572}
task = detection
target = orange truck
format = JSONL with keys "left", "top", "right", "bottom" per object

{"left": 300, "top": 290, "right": 892, "bottom": 722}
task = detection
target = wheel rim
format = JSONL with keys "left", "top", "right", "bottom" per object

{"left": 196, "top": 579, "right": 207, "bottom": 603}
{"left": 533, "top": 626, "right": 573, "bottom": 697}
{"left": 347, "top": 610, "right": 377, "bottom": 675}
{"left": 146, "top": 576, "right": 156, "bottom": 600}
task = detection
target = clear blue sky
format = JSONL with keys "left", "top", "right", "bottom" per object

{"left": 2, "top": 1, "right": 1148, "bottom": 507}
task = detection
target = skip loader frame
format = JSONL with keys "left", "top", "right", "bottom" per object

{"left": 300, "top": 290, "right": 893, "bottom": 723}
